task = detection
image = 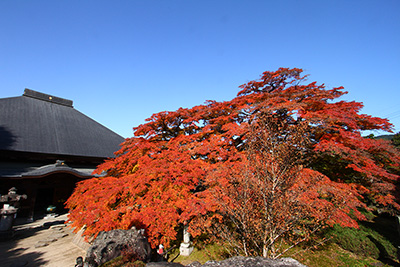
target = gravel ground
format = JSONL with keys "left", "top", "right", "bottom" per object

{"left": 0, "top": 214, "right": 86, "bottom": 267}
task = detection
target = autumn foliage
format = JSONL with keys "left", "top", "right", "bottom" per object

{"left": 66, "top": 68, "right": 400, "bottom": 257}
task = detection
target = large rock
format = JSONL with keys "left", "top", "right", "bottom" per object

{"left": 85, "top": 228, "right": 152, "bottom": 267}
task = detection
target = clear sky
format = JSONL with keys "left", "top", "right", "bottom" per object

{"left": 1, "top": 0, "right": 399, "bottom": 138}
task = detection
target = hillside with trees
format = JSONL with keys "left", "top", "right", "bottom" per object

{"left": 375, "top": 133, "right": 400, "bottom": 148}
{"left": 66, "top": 68, "right": 400, "bottom": 264}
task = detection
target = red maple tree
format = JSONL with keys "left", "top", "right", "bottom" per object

{"left": 66, "top": 68, "right": 400, "bottom": 255}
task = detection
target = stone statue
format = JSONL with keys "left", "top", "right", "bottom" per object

{"left": 0, "top": 187, "right": 27, "bottom": 239}
{"left": 179, "top": 224, "right": 194, "bottom": 256}
{"left": 0, "top": 187, "right": 27, "bottom": 209}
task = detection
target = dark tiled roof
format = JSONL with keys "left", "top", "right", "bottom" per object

{"left": 0, "top": 160, "right": 98, "bottom": 178}
{"left": 0, "top": 89, "right": 125, "bottom": 158}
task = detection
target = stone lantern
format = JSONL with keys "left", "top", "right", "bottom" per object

{"left": 0, "top": 187, "right": 27, "bottom": 239}
{"left": 179, "top": 224, "right": 194, "bottom": 256}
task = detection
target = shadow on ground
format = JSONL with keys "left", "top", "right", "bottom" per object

{"left": 0, "top": 226, "right": 49, "bottom": 266}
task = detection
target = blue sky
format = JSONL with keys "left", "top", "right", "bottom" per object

{"left": 1, "top": 0, "right": 399, "bottom": 138}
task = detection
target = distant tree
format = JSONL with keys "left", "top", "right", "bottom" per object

{"left": 393, "top": 132, "right": 400, "bottom": 148}
{"left": 66, "top": 68, "right": 400, "bottom": 257}
{"left": 365, "top": 133, "right": 375, "bottom": 139}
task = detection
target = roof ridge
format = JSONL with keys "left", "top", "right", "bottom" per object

{"left": 23, "top": 88, "right": 73, "bottom": 107}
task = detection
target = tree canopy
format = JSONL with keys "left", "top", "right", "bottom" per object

{"left": 66, "top": 68, "right": 400, "bottom": 257}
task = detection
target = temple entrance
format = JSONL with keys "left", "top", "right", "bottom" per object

{"left": 0, "top": 171, "right": 86, "bottom": 219}
{"left": 34, "top": 187, "right": 55, "bottom": 215}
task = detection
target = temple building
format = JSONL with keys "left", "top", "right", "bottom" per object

{"left": 0, "top": 89, "right": 124, "bottom": 220}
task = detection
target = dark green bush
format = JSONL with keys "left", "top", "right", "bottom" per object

{"left": 328, "top": 224, "right": 380, "bottom": 258}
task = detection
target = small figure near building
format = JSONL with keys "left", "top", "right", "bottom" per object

{"left": 157, "top": 244, "right": 165, "bottom": 261}
{"left": 75, "top": 256, "right": 84, "bottom": 267}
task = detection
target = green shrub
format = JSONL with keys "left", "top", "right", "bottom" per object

{"left": 327, "top": 220, "right": 399, "bottom": 261}
{"left": 328, "top": 225, "right": 380, "bottom": 258}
